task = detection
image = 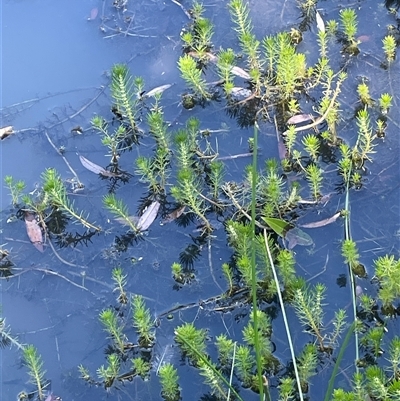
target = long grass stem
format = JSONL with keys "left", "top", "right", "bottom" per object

{"left": 263, "top": 230, "right": 304, "bottom": 401}
{"left": 250, "top": 123, "right": 264, "bottom": 401}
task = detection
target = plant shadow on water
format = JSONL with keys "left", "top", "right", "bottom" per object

{"left": 1, "top": 0, "right": 400, "bottom": 400}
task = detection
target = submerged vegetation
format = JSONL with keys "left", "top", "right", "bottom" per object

{"left": 2, "top": 0, "right": 400, "bottom": 400}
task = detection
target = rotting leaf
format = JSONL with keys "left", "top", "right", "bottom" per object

{"left": 161, "top": 206, "right": 186, "bottom": 224}
{"left": 0, "top": 126, "right": 14, "bottom": 140}
{"left": 137, "top": 201, "right": 160, "bottom": 231}
{"left": 285, "top": 227, "right": 313, "bottom": 249}
{"left": 230, "top": 66, "right": 251, "bottom": 80}
{"left": 143, "top": 84, "right": 172, "bottom": 98}
{"left": 299, "top": 212, "right": 341, "bottom": 229}
{"left": 286, "top": 114, "right": 314, "bottom": 125}
{"left": 24, "top": 212, "right": 44, "bottom": 252}
{"left": 79, "top": 155, "right": 121, "bottom": 178}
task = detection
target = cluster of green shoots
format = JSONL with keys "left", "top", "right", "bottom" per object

{"left": 78, "top": 267, "right": 156, "bottom": 388}
{"left": 3, "top": 0, "right": 399, "bottom": 400}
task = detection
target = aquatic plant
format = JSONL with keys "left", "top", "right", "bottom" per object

{"left": 353, "top": 108, "right": 376, "bottom": 167}
{"left": 302, "top": 133, "right": 320, "bottom": 161}
{"left": 340, "top": 8, "right": 359, "bottom": 52}
{"left": 297, "top": 344, "right": 318, "bottom": 393}
{"left": 379, "top": 92, "right": 393, "bottom": 114}
{"left": 131, "top": 294, "right": 154, "bottom": 347}
{"left": 4, "top": 175, "right": 26, "bottom": 206}
{"left": 112, "top": 267, "right": 128, "bottom": 304}
{"left": 23, "top": 345, "right": 47, "bottom": 400}
{"left": 174, "top": 322, "right": 207, "bottom": 365}
{"left": 374, "top": 255, "right": 400, "bottom": 310}
{"left": 382, "top": 34, "right": 396, "bottom": 62}
{"left": 158, "top": 363, "right": 180, "bottom": 401}
{"left": 305, "top": 163, "right": 323, "bottom": 200}
{"left": 0, "top": 312, "right": 24, "bottom": 350}
{"left": 99, "top": 308, "right": 127, "bottom": 354}
{"left": 42, "top": 168, "right": 101, "bottom": 232}
{"left": 178, "top": 54, "right": 210, "bottom": 99}
{"left": 131, "top": 356, "right": 151, "bottom": 379}
{"left": 103, "top": 193, "right": 139, "bottom": 233}
{"left": 357, "top": 82, "right": 372, "bottom": 106}
{"left": 181, "top": 1, "right": 213, "bottom": 56}
{"left": 111, "top": 64, "right": 143, "bottom": 136}
{"left": 96, "top": 353, "right": 121, "bottom": 388}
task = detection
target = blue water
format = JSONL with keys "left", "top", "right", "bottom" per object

{"left": 1, "top": 0, "right": 399, "bottom": 400}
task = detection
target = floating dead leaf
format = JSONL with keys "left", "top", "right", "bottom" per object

{"left": 231, "top": 66, "right": 251, "bottom": 80}
{"left": 143, "top": 84, "right": 172, "bottom": 98}
{"left": 316, "top": 10, "right": 325, "bottom": 32}
{"left": 25, "top": 212, "right": 44, "bottom": 252}
{"left": 231, "top": 87, "right": 253, "bottom": 100}
{"left": 189, "top": 51, "right": 250, "bottom": 79}
{"left": 0, "top": 126, "right": 14, "bottom": 140}
{"left": 299, "top": 212, "right": 341, "bottom": 229}
{"left": 162, "top": 206, "right": 186, "bottom": 224}
{"left": 114, "top": 216, "right": 139, "bottom": 226}
{"left": 79, "top": 155, "right": 121, "bottom": 178}
{"left": 287, "top": 114, "right": 314, "bottom": 125}
{"left": 285, "top": 227, "right": 313, "bottom": 250}
{"left": 137, "top": 201, "right": 160, "bottom": 231}
{"left": 89, "top": 7, "right": 98, "bottom": 20}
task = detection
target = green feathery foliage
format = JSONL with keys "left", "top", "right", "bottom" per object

{"left": 23, "top": 345, "right": 47, "bottom": 400}
{"left": 132, "top": 294, "right": 154, "bottom": 346}
{"left": 42, "top": 168, "right": 101, "bottom": 231}
{"left": 159, "top": 363, "right": 180, "bottom": 401}
{"left": 99, "top": 308, "right": 127, "bottom": 354}
{"left": 111, "top": 64, "right": 143, "bottom": 134}
{"left": 103, "top": 193, "right": 139, "bottom": 233}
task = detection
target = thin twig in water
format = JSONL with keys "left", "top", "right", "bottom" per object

{"left": 44, "top": 130, "right": 83, "bottom": 187}
{"left": 217, "top": 152, "right": 253, "bottom": 161}
{"left": 47, "top": 238, "right": 87, "bottom": 270}
{"left": 46, "top": 86, "right": 106, "bottom": 130}
{"left": 208, "top": 237, "right": 223, "bottom": 292}
{"left": 170, "top": 0, "right": 191, "bottom": 18}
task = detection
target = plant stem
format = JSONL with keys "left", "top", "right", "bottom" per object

{"left": 263, "top": 230, "right": 304, "bottom": 401}
{"left": 343, "top": 162, "right": 360, "bottom": 371}
{"left": 250, "top": 123, "right": 264, "bottom": 401}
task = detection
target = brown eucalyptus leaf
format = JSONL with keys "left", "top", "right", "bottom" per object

{"left": 137, "top": 201, "right": 160, "bottom": 231}
{"left": 286, "top": 114, "right": 314, "bottom": 125}
{"left": 143, "top": 84, "right": 172, "bottom": 98}
{"left": 161, "top": 206, "right": 186, "bottom": 224}
{"left": 24, "top": 212, "right": 44, "bottom": 252}
{"left": 299, "top": 212, "right": 341, "bottom": 229}
{"left": 79, "top": 155, "right": 120, "bottom": 178}
{"left": 0, "top": 126, "right": 14, "bottom": 140}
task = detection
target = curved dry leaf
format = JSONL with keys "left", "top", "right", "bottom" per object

{"left": 0, "top": 126, "right": 14, "bottom": 140}
{"left": 25, "top": 212, "right": 44, "bottom": 252}
{"left": 230, "top": 66, "right": 251, "bottom": 80}
{"left": 286, "top": 227, "right": 313, "bottom": 249}
{"left": 161, "top": 206, "right": 186, "bottom": 224}
{"left": 143, "top": 84, "right": 172, "bottom": 98}
{"left": 79, "top": 155, "right": 121, "bottom": 178}
{"left": 137, "top": 201, "right": 160, "bottom": 231}
{"left": 299, "top": 212, "right": 341, "bottom": 229}
{"left": 287, "top": 114, "right": 314, "bottom": 125}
